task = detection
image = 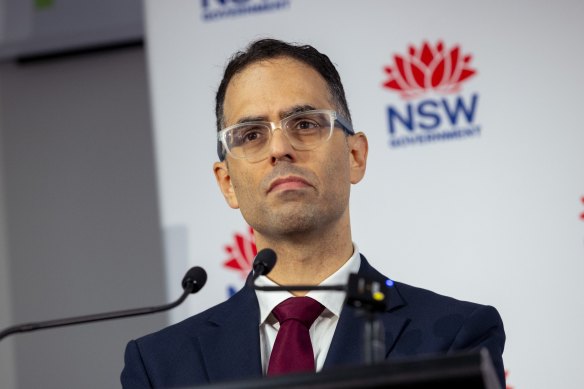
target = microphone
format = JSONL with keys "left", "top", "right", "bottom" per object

{"left": 251, "top": 248, "right": 277, "bottom": 280}
{"left": 250, "top": 248, "right": 345, "bottom": 292}
{"left": 0, "top": 266, "right": 207, "bottom": 342}
{"left": 182, "top": 266, "right": 208, "bottom": 293}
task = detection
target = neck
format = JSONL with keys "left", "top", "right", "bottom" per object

{"left": 255, "top": 220, "right": 354, "bottom": 295}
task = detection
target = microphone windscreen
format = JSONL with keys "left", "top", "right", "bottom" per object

{"left": 181, "top": 266, "right": 207, "bottom": 293}
{"left": 253, "top": 248, "right": 277, "bottom": 276}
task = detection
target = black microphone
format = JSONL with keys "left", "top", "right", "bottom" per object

{"left": 251, "top": 248, "right": 345, "bottom": 292}
{"left": 251, "top": 248, "right": 277, "bottom": 280}
{"left": 182, "top": 266, "right": 207, "bottom": 293}
{"left": 0, "top": 266, "right": 207, "bottom": 342}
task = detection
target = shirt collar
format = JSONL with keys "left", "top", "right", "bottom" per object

{"left": 255, "top": 243, "right": 361, "bottom": 324}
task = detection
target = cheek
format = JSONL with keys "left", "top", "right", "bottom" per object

{"left": 319, "top": 148, "right": 351, "bottom": 192}
{"left": 231, "top": 170, "right": 258, "bottom": 202}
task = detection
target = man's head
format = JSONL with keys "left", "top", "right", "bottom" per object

{"left": 213, "top": 39, "right": 367, "bottom": 244}
{"left": 215, "top": 39, "right": 352, "bottom": 160}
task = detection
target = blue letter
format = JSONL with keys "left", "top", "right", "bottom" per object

{"left": 442, "top": 93, "right": 478, "bottom": 125}
{"left": 387, "top": 104, "right": 414, "bottom": 134}
{"left": 417, "top": 99, "right": 441, "bottom": 130}
{"left": 202, "top": 0, "right": 228, "bottom": 8}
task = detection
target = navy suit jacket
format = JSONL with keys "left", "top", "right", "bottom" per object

{"left": 121, "top": 256, "right": 506, "bottom": 388}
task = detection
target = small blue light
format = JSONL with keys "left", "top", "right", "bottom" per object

{"left": 385, "top": 279, "right": 394, "bottom": 287}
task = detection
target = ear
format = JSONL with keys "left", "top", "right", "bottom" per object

{"left": 347, "top": 132, "right": 368, "bottom": 184}
{"left": 213, "top": 161, "right": 240, "bottom": 209}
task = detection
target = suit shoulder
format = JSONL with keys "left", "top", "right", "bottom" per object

{"left": 393, "top": 281, "right": 499, "bottom": 318}
{"left": 389, "top": 281, "right": 504, "bottom": 353}
{"left": 359, "top": 255, "right": 501, "bottom": 318}
{"left": 387, "top": 281, "right": 505, "bottom": 386}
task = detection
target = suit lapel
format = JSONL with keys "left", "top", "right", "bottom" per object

{"left": 197, "top": 283, "right": 262, "bottom": 382}
{"left": 195, "top": 256, "right": 412, "bottom": 378}
{"left": 323, "top": 255, "right": 411, "bottom": 368}
{"left": 381, "top": 282, "right": 411, "bottom": 357}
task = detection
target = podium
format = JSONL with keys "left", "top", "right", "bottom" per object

{"left": 204, "top": 349, "right": 502, "bottom": 389}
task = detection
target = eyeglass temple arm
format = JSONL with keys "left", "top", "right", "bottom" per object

{"left": 217, "top": 139, "right": 226, "bottom": 161}
{"left": 335, "top": 114, "right": 355, "bottom": 135}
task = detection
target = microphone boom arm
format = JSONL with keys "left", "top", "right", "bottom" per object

{"left": 0, "top": 286, "right": 192, "bottom": 342}
{"left": 0, "top": 266, "right": 206, "bottom": 342}
{"left": 253, "top": 284, "right": 346, "bottom": 292}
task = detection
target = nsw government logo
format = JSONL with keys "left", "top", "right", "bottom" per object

{"left": 201, "top": 0, "right": 290, "bottom": 21}
{"left": 221, "top": 226, "right": 256, "bottom": 296}
{"left": 382, "top": 41, "right": 480, "bottom": 148}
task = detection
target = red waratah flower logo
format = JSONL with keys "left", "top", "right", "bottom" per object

{"left": 222, "top": 226, "right": 257, "bottom": 278}
{"left": 383, "top": 41, "right": 477, "bottom": 99}
{"left": 580, "top": 196, "right": 584, "bottom": 220}
{"left": 505, "top": 370, "right": 514, "bottom": 389}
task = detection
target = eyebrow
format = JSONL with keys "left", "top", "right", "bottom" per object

{"left": 234, "top": 104, "right": 317, "bottom": 125}
{"left": 279, "top": 105, "right": 316, "bottom": 119}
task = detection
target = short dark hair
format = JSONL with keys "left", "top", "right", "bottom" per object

{"left": 215, "top": 39, "right": 352, "bottom": 160}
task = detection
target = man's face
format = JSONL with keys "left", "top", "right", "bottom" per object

{"left": 214, "top": 57, "right": 367, "bottom": 240}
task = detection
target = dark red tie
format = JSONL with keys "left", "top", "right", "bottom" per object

{"left": 267, "top": 297, "right": 325, "bottom": 376}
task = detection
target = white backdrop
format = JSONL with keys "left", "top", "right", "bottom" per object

{"left": 143, "top": 1, "right": 584, "bottom": 388}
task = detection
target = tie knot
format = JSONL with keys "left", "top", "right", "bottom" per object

{"left": 272, "top": 297, "right": 324, "bottom": 329}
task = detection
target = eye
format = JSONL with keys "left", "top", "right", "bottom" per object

{"left": 232, "top": 125, "right": 267, "bottom": 146}
{"left": 295, "top": 119, "right": 319, "bottom": 130}
{"left": 289, "top": 117, "right": 321, "bottom": 133}
{"left": 243, "top": 129, "right": 262, "bottom": 142}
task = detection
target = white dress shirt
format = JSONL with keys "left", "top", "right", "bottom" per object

{"left": 255, "top": 244, "right": 361, "bottom": 374}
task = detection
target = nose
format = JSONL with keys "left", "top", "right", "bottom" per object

{"left": 268, "top": 127, "right": 296, "bottom": 163}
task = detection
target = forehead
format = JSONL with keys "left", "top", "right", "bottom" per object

{"left": 223, "top": 57, "right": 333, "bottom": 125}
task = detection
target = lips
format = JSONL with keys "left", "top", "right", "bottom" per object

{"left": 267, "top": 176, "right": 312, "bottom": 193}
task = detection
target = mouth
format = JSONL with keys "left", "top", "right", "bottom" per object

{"left": 267, "top": 176, "right": 312, "bottom": 193}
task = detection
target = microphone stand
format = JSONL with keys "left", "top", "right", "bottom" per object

{"left": 0, "top": 266, "right": 206, "bottom": 342}
{"left": 253, "top": 284, "right": 345, "bottom": 292}
{"left": 0, "top": 288, "right": 190, "bottom": 341}
{"left": 362, "top": 311, "right": 386, "bottom": 365}
{"left": 344, "top": 273, "right": 389, "bottom": 364}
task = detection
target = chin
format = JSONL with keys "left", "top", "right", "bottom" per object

{"left": 255, "top": 211, "right": 320, "bottom": 237}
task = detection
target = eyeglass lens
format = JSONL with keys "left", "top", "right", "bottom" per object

{"left": 226, "top": 111, "right": 333, "bottom": 160}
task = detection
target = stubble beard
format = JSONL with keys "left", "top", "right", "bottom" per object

{"left": 241, "top": 187, "right": 350, "bottom": 242}
{"left": 232, "top": 144, "right": 352, "bottom": 241}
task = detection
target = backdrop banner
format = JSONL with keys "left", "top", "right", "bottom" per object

{"left": 143, "top": 1, "right": 584, "bottom": 388}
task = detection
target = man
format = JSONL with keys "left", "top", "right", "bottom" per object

{"left": 121, "top": 39, "right": 505, "bottom": 388}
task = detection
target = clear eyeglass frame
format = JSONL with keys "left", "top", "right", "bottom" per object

{"left": 217, "top": 109, "right": 354, "bottom": 162}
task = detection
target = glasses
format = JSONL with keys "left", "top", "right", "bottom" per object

{"left": 217, "top": 109, "right": 354, "bottom": 162}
